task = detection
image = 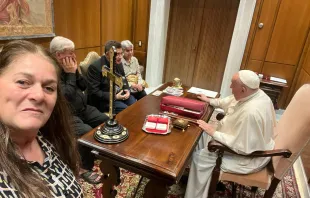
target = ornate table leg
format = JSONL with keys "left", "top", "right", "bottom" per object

{"left": 143, "top": 179, "right": 169, "bottom": 198}
{"left": 99, "top": 160, "right": 118, "bottom": 198}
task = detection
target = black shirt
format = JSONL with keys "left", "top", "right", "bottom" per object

{"left": 60, "top": 71, "right": 87, "bottom": 114}
{"left": 86, "top": 56, "right": 129, "bottom": 112}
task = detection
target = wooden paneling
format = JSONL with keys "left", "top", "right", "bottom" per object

{"left": 242, "top": 0, "right": 310, "bottom": 108}
{"left": 303, "top": 45, "right": 310, "bottom": 75}
{"left": 0, "top": 37, "right": 52, "bottom": 49}
{"left": 75, "top": 47, "right": 101, "bottom": 64}
{"left": 249, "top": 0, "right": 279, "bottom": 61}
{"left": 287, "top": 34, "right": 310, "bottom": 106}
{"left": 164, "top": 0, "right": 205, "bottom": 86}
{"left": 241, "top": 0, "right": 263, "bottom": 69}
{"left": 293, "top": 69, "right": 310, "bottom": 95}
{"left": 54, "top": 0, "right": 101, "bottom": 49}
{"left": 1, "top": 0, "right": 150, "bottom": 70}
{"left": 101, "top": 0, "right": 133, "bottom": 45}
{"left": 134, "top": 50, "right": 146, "bottom": 77}
{"left": 247, "top": 60, "right": 263, "bottom": 72}
{"left": 132, "top": 0, "right": 150, "bottom": 52}
{"left": 262, "top": 62, "right": 296, "bottom": 107}
{"left": 134, "top": 50, "right": 146, "bottom": 66}
{"left": 191, "top": 0, "right": 239, "bottom": 91}
{"left": 265, "top": 0, "right": 310, "bottom": 65}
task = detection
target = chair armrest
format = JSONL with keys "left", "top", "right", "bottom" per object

{"left": 208, "top": 140, "right": 292, "bottom": 158}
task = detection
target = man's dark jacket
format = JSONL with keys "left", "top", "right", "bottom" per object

{"left": 60, "top": 71, "right": 87, "bottom": 114}
{"left": 86, "top": 56, "right": 130, "bottom": 112}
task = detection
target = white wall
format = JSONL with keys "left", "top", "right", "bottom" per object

{"left": 220, "top": 0, "right": 257, "bottom": 97}
{"left": 146, "top": 0, "right": 257, "bottom": 96}
{"left": 145, "top": 0, "right": 171, "bottom": 87}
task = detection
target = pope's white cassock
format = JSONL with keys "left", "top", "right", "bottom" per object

{"left": 185, "top": 89, "right": 276, "bottom": 198}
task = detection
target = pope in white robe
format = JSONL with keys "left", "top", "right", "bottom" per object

{"left": 185, "top": 70, "right": 276, "bottom": 198}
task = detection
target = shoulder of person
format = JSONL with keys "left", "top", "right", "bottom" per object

{"left": 88, "top": 57, "right": 104, "bottom": 71}
{"left": 132, "top": 56, "right": 139, "bottom": 63}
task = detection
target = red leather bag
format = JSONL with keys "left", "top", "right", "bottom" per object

{"left": 160, "top": 96, "right": 208, "bottom": 119}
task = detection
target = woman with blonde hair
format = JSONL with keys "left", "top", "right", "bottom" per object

{"left": 0, "top": 40, "right": 82, "bottom": 197}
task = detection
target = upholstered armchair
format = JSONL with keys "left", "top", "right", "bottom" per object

{"left": 207, "top": 84, "right": 310, "bottom": 198}
{"left": 79, "top": 51, "right": 145, "bottom": 77}
{"left": 79, "top": 51, "right": 100, "bottom": 76}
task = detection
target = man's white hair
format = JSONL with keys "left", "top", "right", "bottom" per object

{"left": 50, "top": 36, "right": 75, "bottom": 54}
{"left": 121, "top": 40, "right": 133, "bottom": 50}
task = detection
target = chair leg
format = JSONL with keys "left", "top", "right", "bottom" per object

{"left": 263, "top": 178, "right": 280, "bottom": 198}
{"left": 232, "top": 182, "right": 236, "bottom": 198}
{"left": 208, "top": 152, "right": 224, "bottom": 197}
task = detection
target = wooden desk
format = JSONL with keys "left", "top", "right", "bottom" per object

{"left": 78, "top": 82, "right": 215, "bottom": 198}
{"left": 260, "top": 79, "right": 288, "bottom": 109}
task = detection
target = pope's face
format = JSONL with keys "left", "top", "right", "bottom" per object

{"left": 230, "top": 73, "right": 243, "bottom": 101}
{"left": 0, "top": 53, "right": 58, "bottom": 133}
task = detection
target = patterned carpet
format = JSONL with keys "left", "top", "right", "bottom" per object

{"left": 80, "top": 161, "right": 300, "bottom": 198}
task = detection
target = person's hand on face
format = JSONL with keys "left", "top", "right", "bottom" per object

{"left": 136, "top": 84, "right": 143, "bottom": 91}
{"left": 197, "top": 94, "right": 210, "bottom": 103}
{"left": 61, "top": 57, "right": 77, "bottom": 73}
{"left": 197, "top": 120, "right": 215, "bottom": 136}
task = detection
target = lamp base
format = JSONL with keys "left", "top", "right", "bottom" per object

{"left": 94, "top": 119, "right": 129, "bottom": 144}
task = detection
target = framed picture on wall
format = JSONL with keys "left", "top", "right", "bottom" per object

{"left": 0, "top": 0, "right": 55, "bottom": 40}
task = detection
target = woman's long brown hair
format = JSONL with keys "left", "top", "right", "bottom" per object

{"left": 0, "top": 40, "right": 80, "bottom": 197}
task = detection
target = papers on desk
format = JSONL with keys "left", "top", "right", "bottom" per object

{"left": 270, "top": 77, "right": 287, "bottom": 84}
{"left": 187, "top": 87, "right": 218, "bottom": 98}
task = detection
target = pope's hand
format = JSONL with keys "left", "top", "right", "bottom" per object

{"left": 197, "top": 120, "right": 215, "bottom": 136}
{"left": 197, "top": 94, "right": 210, "bottom": 103}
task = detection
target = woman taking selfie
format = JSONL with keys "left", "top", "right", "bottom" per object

{"left": 0, "top": 40, "right": 82, "bottom": 197}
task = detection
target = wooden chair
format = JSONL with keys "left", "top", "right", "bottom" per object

{"left": 79, "top": 51, "right": 100, "bottom": 76}
{"left": 207, "top": 84, "right": 310, "bottom": 198}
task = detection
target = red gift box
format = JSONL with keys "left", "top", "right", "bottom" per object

{"left": 160, "top": 96, "right": 208, "bottom": 119}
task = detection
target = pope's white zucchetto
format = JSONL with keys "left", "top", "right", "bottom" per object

{"left": 238, "top": 70, "right": 260, "bottom": 89}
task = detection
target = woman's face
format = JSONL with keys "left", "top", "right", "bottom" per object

{"left": 123, "top": 46, "right": 133, "bottom": 60}
{"left": 0, "top": 53, "right": 58, "bottom": 133}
